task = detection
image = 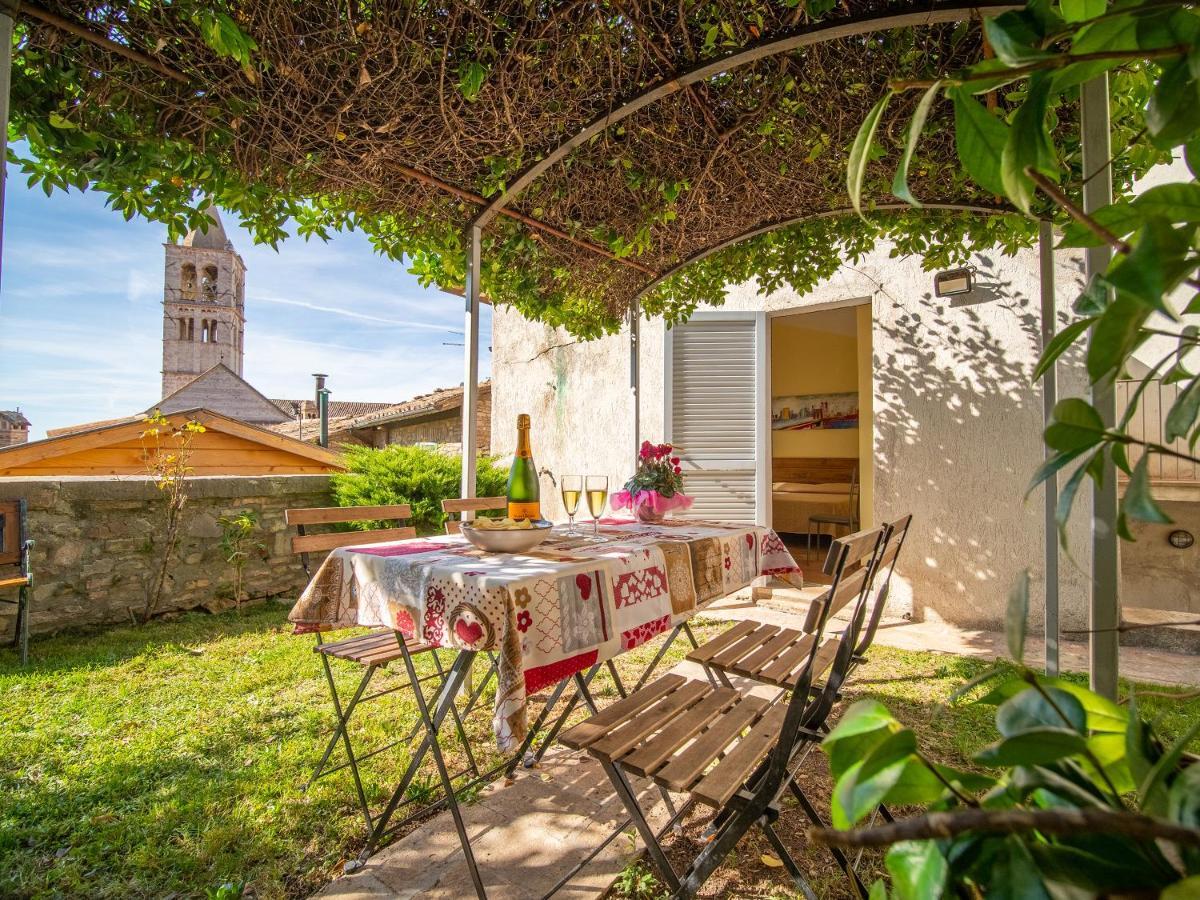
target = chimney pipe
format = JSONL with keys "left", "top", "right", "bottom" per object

{"left": 317, "top": 389, "right": 331, "bottom": 448}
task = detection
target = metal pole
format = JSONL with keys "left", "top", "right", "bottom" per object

{"left": 630, "top": 300, "right": 641, "bottom": 467}
{"left": 1080, "top": 74, "right": 1119, "bottom": 698}
{"left": 0, "top": 3, "right": 14, "bottom": 291}
{"left": 461, "top": 225, "right": 481, "bottom": 513}
{"left": 1038, "top": 221, "right": 1060, "bottom": 676}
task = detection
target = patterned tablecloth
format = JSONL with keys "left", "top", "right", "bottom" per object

{"left": 289, "top": 518, "right": 802, "bottom": 750}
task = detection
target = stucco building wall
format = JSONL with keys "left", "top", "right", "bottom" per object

{"left": 492, "top": 241, "right": 1096, "bottom": 632}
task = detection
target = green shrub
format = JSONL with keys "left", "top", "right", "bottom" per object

{"left": 330, "top": 444, "right": 509, "bottom": 535}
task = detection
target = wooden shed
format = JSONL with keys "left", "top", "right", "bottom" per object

{"left": 0, "top": 408, "right": 345, "bottom": 476}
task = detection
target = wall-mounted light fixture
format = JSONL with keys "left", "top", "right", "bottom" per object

{"left": 1168, "top": 529, "right": 1195, "bottom": 550}
{"left": 934, "top": 266, "right": 975, "bottom": 297}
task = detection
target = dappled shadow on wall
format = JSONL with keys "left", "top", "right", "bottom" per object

{"left": 871, "top": 252, "right": 1086, "bottom": 621}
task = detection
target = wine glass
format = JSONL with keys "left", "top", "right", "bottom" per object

{"left": 585, "top": 475, "right": 608, "bottom": 542}
{"left": 561, "top": 475, "right": 582, "bottom": 536}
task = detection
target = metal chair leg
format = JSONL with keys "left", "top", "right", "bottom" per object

{"left": 788, "top": 779, "right": 868, "bottom": 899}
{"left": 760, "top": 821, "right": 818, "bottom": 900}
{"left": 600, "top": 759, "right": 681, "bottom": 893}
{"left": 398, "top": 645, "right": 487, "bottom": 899}
{"left": 432, "top": 651, "right": 480, "bottom": 778}
{"left": 16, "top": 583, "right": 29, "bottom": 666}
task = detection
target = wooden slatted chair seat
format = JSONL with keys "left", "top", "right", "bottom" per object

{"left": 315, "top": 630, "right": 434, "bottom": 666}
{"left": 561, "top": 673, "right": 789, "bottom": 810}
{"left": 686, "top": 619, "right": 840, "bottom": 689}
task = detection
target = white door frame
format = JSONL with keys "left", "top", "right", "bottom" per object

{"left": 664, "top": 311, "right": 771, "bottom": 526}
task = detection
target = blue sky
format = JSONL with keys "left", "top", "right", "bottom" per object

{"left": 0, "top": 158, "right": 492, "bottom": 439}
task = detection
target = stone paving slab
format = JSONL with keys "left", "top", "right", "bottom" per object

{"left": 316, "top": 747, "right": 672, "bottom": 900}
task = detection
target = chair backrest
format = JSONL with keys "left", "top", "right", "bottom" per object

{"left": 848, "top": 466, "right": 860, "bottom": 526}
{"left": 441, "top": 496, "right": 507, "bottom": 534}
{"left": 760, "top": 526, "right": 887, "bottom": 795}
{"left": 0, "top": 500, "right": 23, "bottom": 568}
{"left": 853, "top": 513, "right": 912, "bottom": 658}
{"left": 285, "top": 504, "right": 415, "bottom": 575}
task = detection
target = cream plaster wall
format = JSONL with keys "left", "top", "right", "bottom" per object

{"left": 492, "top": 241, "right": 1095, "bottom": 632}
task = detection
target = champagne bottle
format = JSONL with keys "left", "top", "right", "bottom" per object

{"left": 507, "top": 414, "right": 541, "bottom": 520}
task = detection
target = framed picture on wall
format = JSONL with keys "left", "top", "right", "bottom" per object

{"left": 771, "top": 391, "right": 859, "bottom": 431}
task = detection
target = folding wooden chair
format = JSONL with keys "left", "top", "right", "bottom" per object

{"left": 441, "top": 495, "right": 507, "bottom": 533}
{"left": 287, "top": 503, "right": 484, "bottom": 833}
{"left": 561, "top": 527, "right": 886, "bottom": 900}
{"left": 0, "top": 500, "right": 32, "bottom": 666}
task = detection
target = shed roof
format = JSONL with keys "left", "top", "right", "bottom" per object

{"left": 0, "top": 408, "right": 345, "bottom": 476}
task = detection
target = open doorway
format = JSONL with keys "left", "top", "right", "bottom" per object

{"left": 769, "top": 303, "right": 871, "bottom": 579}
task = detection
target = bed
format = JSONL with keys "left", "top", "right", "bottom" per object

{"left": 770, "top": 457, "right": 857, "bottom": 536}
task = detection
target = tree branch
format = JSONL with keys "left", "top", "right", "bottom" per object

{"left": 1026, "top": 169, "right": 1200, "bottom": 294}
{"left": 809, "top": 808, "right": 1200, "bottom": 849}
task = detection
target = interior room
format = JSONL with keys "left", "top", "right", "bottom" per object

{"left": 770, "top": 303, "right": 871, "bottom": 574}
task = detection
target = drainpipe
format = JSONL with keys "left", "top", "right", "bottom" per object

{"left": 317, "top": 388, "right": 330, "bottom": 448}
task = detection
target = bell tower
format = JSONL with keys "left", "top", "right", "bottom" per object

{"left": 161, "top": 204, "right": 247, "bottom": 397}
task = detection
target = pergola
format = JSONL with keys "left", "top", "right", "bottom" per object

{"left": 0, "top": 1, "right": 1120, "bottom": 692}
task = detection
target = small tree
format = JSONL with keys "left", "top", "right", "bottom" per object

{"left": 140, "top": 411, "right": 205, "bottom": 622}
{"left": 218, "top": 509, "right": 264, "bottom": 607}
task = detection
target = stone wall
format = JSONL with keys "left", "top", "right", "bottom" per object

{"left": 0, "top": 474, "right": 331, "bottom": 637}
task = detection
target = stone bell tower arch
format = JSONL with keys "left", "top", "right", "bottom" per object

{"left": 161, "top": 204, "right": 247, "bottom": 396}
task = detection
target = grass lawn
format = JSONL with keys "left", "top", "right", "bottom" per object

{"left": 2, "top": 604, "right": 1198, "bottom": 900}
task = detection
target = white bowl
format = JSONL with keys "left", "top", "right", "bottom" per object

{"left": 460, "top": 519, "right": 554, "bottom": 554}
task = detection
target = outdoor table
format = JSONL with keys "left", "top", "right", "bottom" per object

{"left": 290, "top": 517, "right": 802, "bottom": 750}
{"left": 289, "top": 517, "right": 801, "bottom": 894}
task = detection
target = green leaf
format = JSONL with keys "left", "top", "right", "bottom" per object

{"left": 1056, "top": 453, "right": 1096, "bottom": 546}
{"left": 885, "top": 840, "right": 947, "bottom": 900}
{"left": 1044, "top": 398, "right": 1105, "bottom": 453}
{"left": 1001, "top": 73, "right": 1056, "bottom": 214}
{"left": 950, "top": 88, "right": 1010, "bottom": 197}
{"left": 47, "top": 112, "right": 76, "bottom": 130}
{"left": 822, "top": 699, "right": 902, "bottom": 776}
{"left": 985, "top": 11, "right": 1056, "bottom": 65}
{"left": 1139, "top": 716, "right": 1200, "bottom": 815}
{"left": 848, "top": 91, "right": 894, "bottom": 219}
{"left": 1162, "top": 876, "right": 1200, "bottom": 900}
{"left": 1033, "top": 316, "right": 1095, "bottom": 381}
{"left": 457, "top": 61, "right": 490, "bottom": 102}
{"left": 1124, "top": 454, "right": 1173, "bottom": 525}
{"left": 892, "top": 81, "right": 942, "bottom": 206}
{"left": 1146, "top": 59, "right": 1200, "bottom": 149}
{"left": 1087, "top": 293, "right": 1151, "bottom": 383}
{"left": 867, "top": 880, "right": 889, "bottom": 900}
{"left": 833, "top": 728, "right": 918, "bottom": 827}
{"left": 1060, "top": 0, "right": 1104, "bottom": 23}
{"left": 1043, "top": 678, "right": 1128, "bottom": 733}
{"left": 974, "top": 727, "right": 1089, "bottom": 766}
{"left": 1168, "top": 763, "right": 1200, "bottom": 827}
{"left": 1102, "top": 218, "right": 1195, "bottom": 314}
{"left": 975, "top": 837, "right": 1053, "bottom": 900}
{"left": 1006, "top": 570, "right": 1030, "bottom": 663}
{"left": 996, "top": 684, "right": 1087, "bottom": 736}
{"left": 1165, "top": 376, "right": 1200, "bottom": 443}
{"left": 1134, "top": 182, "right": 1200, "bottom": 223}
{"left": 1058, "top": 204, "right": 1143, "bottom": 249}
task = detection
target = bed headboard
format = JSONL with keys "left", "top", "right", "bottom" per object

{"left": 771, "top": 457, "right": 858, "bottom": 484}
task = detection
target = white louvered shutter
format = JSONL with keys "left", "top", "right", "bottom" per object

{"left": 668, "top": 318, "right": 760, "bottom": 523}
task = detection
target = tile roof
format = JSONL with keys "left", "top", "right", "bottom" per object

{"left": 0, "top": 410, "right": 31, "bottom": 428}
{"left": 271, "top": 382, "right": 489, "bottom": 442}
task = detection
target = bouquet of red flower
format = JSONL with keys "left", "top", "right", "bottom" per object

{"left": 611, "top": 441, "right": 693, "bottom": 523}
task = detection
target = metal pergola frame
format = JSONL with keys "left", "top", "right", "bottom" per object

{"left": 0, "top": 3, "right": 1117, "bottom": 692}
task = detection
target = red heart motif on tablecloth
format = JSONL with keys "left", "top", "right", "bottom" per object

{"left": 455, "top": 618, "right": 484, "bottom": 647}
{"left": 576, "top": 573, "right": 593, "bottom": 600}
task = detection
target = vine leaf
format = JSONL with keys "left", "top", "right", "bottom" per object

{"left": 950, "top": 88, "right": 1009, "bottom": 197}
{"left": 892, "top": 81, "right": 942, "bottom": 207}
{"left": 847, "top": 90, "right": 894, "bottom": 220}
{"left": 1124, "top": 454, "right": 1172, "bottom": 524}
{"left": 1006, "top": 570, "right": 1030, "bottom": 664}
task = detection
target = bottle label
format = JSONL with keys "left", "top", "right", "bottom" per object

{"left": 508, "top": 500, "right": 541, "bottom": 521}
